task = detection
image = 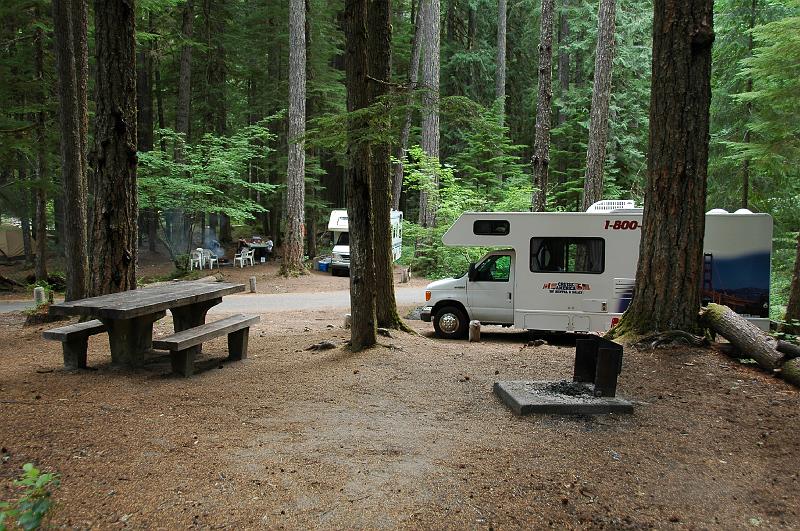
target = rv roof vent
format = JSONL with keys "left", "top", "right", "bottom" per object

{"left": 707, "top": 208, "right": 728, "bottom": 215}
{"left": 586, "top": 200, "right": 637, "bottom": 213}
{"left": 733, "top": 208, "right": 754, "bottom": 215}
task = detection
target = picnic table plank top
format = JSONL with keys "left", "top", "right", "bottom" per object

{"left": 49, "top": 281, "right": 244, "bottom": 320}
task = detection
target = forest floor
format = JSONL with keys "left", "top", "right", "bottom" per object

{"left": 1, "top": 294, "right": 799, "bottom": 528}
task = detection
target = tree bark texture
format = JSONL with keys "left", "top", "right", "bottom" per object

{"left": 531, "top": 0, "right": 555, "bottom": 212}
{"left": 345, "top": 0, "right": 377, "bottom": 350}
{"left": 611, "top": 0, "right": 714, "bottom": 336}
{"left": 418, "top": 0, "right": 441, "bottom": 228}
{"left": 555, "top": 0, "right": 570, "bottom": 183}
{"left": 74, "top": 0, "right": 90, "bottom": 193}
{"left": 52, "top": 0, "right": 89, "bottom": 301}
{"left": 582, "top": 0, "right": 616, "bottom": 211}
{"left": 90, "top": 0, "right": 138, "bottom": 296}
{"left": 282, "top": 0, "right": 307, "bottom": 276}
{"left": 495, "top": 0, "right": 507, "bottom": 123}
{"left": 782, "top": 232, "right": 800, "bottom": 333}
{"left": 699, "top": 304, "right": 784, "bottom": 370}
{"left": 783, "top": 358, "right": 800, "bottom": 388}
{"left": 391, "top": 5, "right": 423, "bottom": 211}
{"left": 369, "top": 0, "right": 404, "bottom": 330}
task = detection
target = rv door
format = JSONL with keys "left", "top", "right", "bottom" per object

{"left": 466, "top": 252, "right": 514, "bottom": 324}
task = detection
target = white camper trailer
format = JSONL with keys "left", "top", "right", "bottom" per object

{"left": 328, "top": 209, "right": 404, "bottom": 275}
{"left": 420, "top": 201, "right": 772, "bottom": 338}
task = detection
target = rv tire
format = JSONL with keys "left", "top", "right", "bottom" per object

{"left": 433, "top": 305, "right": 468, "bottom": 339}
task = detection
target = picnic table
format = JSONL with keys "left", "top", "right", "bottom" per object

{"left": 48, "top": 281, "right": 244, "bottom": 368}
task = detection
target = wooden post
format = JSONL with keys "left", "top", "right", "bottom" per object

{"left": 249, "top": 276, "right": 257, "bottom": 293}
{"left": 469, "top": 320, "right": 481, "bottom": 342}
{"left": 33, "top": 286, "right": 46, "bottom": 306}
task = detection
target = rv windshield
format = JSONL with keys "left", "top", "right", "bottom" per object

{"left": 336, "top": 232, "right": 350, "bottom": 246}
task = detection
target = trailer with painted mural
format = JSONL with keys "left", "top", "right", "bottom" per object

{"left": 420, "top": 200, "right": 772, "bottom": 338}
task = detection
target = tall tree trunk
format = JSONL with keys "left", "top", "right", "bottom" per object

{"left": 531, "top": 0, "right": 555, "bottom": 211}
{"left": 154, "top": 52, "right": 167, "bottom": 152}
{"left": 282, "top": 0, "right": 307, "bottom": 276}
{"left": 608, "top": 0, "right": 714, "bottom": 337}
{"left": 391, "top": 5, "right": 423, "bottom": 211}
{"left": 171, "top": 0, "right": 193, "bottom": 252}
{"left": 74, "top": 0, "right": 89, "bottom": 199}
{"left": 783, "top": 232, "right": 800, "bottom": 333}
{"left": 33, "top": 14, "right": 48, "bottom": 281}
{"left": 555, "top": 0, "right": 570, "bottom": 184}
{"left": 370, "top": 0, "right": 404, "bottom": 330}
{"left": 52, "top": 0, "right": 89, "bottom": 301}
{"left": 345, "top": 0, "right": 377, "bottom": 350}
{"left": 137, "top": 16, "right": 157, "bottom": 253}
{"left": 176, "top": 0, "right": 193, "bottom": 145}
{"left": 741, "top": 0, "right": 756, "bottom": 210}
{"left": 418, "top": 0, "right": 441, "bottom": 228}
{"left": 90, "top": 0, "right": 138, "bottom": 295}
{"left": 18, "top": 161, "right": 33, "bottom": 264}
{"left": 495, "top": 0, "right": 507, "bottom": 123}
{"left": 582, "top": 0, "right": 616, "bottom": 210}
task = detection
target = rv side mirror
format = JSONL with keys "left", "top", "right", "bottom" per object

{"left": 468, "top": 263, "right": 477, "bottom": 282}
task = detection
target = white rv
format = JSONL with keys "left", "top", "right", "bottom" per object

{"left": 328, "top": 209, "right": 404, "bottom": 276}
{"left": 421, "top": 201, "right": 772, "bottom": 338}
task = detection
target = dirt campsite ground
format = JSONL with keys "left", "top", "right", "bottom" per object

{"left": 1, "top": 269, "right": 799, "bottom": 530}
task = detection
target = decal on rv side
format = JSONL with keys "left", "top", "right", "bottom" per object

{"left": 603, "top": 220, "right": 640, "bottom": 230}
{"left": 542, "top": 282, "right": 591, "bottom": 295}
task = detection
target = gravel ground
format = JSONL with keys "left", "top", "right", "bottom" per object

{"left": 1, "top": 307, "right": 799, "bottom": 529}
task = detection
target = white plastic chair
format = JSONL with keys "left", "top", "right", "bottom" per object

{"left": 203, "top": 249, "right": 218, "bottom": 269}
{"left": 234, "top": 249, "right": 247, "bottom": 268}
{"left": 246, "top": 248, "right": 255, "bottom": 266}
{"left": 189, "top": 250, "right": 203, "bottom": 271}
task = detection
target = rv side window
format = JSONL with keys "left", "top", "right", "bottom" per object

{"left": 473, "top": 220, "right": 510, "bottom": 236}
{"left": 336, "top": 232, "right": 350, "bottom": 246}
{"left": 530, "top": 237, "right": 604, "bottom": 274}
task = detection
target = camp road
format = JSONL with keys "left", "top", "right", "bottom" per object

{"left": 0, "top": 286, "right": 425, "bottom": 315}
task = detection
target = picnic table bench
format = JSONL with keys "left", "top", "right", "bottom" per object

{"left": 46, "top": 281, "right": 254, "bottom": 375}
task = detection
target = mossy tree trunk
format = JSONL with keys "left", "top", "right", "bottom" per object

{"left": 608, "top": 0, "right": 714, "bottom": 338}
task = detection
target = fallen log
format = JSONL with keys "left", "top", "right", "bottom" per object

{"left": 783, "top": 358, "right": 800, "bottom": 387}
{"left": 776, "top": 340, "right": 800, "bottom": 360}
{"left": 699, "top": 303, "right": 784, "bottom": 370}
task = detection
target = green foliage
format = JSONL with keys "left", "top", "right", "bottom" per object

{"left": 401, "top": 146, "right": 532, "bottom": 278}
{"left": 138, "top": 123, "right": 280, "bottom": 224}
{"left": 0, "top": 463, "right": 60, "bottom": 531}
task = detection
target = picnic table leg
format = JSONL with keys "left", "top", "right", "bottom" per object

{"left": 169, "top": 297, "right": 222, "bottom": 362}
{"left": 101, "top": 311, "right": 166, "bottom": 368}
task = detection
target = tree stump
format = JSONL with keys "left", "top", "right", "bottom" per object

{"left": 469, "top": 320, "right": 481, "bottom": 342}
{"left": 400, "top": 267, "right": 411, "bottom": 283}
{"left": 344, "top": 313, "right": 352, "bottom": 329}
{"left": 782, "top": 358, "right": 800, "bottom": 388}
{"left": 699, "top": 303, "right": 784, "bottom": 370}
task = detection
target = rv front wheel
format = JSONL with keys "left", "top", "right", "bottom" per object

{"left": 434, "top": 306, "right": 468, "bottom": 339}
